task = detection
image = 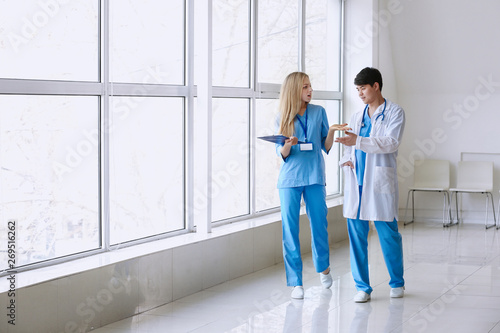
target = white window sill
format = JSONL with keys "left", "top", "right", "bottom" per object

{"left": 0, "top": 195, "right": 343, "bottom": 292}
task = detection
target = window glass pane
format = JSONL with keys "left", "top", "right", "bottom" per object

{"left": 0, "top": 95, "right": 99, "bottom": 270}
{"left": 110, "top": 0, "right": 185, "bottom": 84}
{"left": 212, "top": 98, "right": 249, "bottom": 221}
{"left": 306, "top": 0, "right": 341, "bottom": 91}
{"left": 255, "top": 99, "right": 281, "bottom": 211}
{"left": 0, "top": 0, "right": 99, "bottom": 81}
{"left": 109, "top": 97, "right": 184, "bottom": 244}
{"left": 213, "top": 0, "right": 250, "bottom": 87}
{"left": 258, "top": 0, "right": 298, "bottom": 84}
{"left": 314, "top": 99, "right": 341, "bottom": 195}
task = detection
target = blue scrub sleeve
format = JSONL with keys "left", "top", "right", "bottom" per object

{"left": 274, "top": 114, "right": 288, "bottom": 162}
{"left": 320, "top": 108, "right": 330, "bottom": 154}
{"left": 275, "top": 143, "right": 289, "bottom": 162}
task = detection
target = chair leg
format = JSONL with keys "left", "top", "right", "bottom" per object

{"left": 453, "top": 191, "right": 460, "bottom": 224}
{"left": 485, "top": 192, "right": 496, "bottom": 229}
{"left": 442, "top": 191, "right": 446, "bottom": 227}
{"left": 490, "top": 193, "right": 497, "bottom": 226}
{"left": 497, "top": 197, "right": 500, "bottom": 229}
{"left": 443, "top": 191, "right": 457, "bottom": 227}
{"left": 404, "top": 190, "right": 414, "bottom": 225}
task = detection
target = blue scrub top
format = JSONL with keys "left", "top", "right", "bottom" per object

{"left": 355, "top": 108, "right": 372, "bottom": 185}
{"left": 276, "top": 104, "right": 330, "bottom": 188}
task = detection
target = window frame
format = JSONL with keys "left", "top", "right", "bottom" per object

{"left": 0, "top": 0, "right": 345, "bottom": 276}
{"left": 208, "top": 0, "right": 345, "bottom": 225}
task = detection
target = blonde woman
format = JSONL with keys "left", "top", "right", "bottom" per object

{"left": 276, "top": 72, "right": 349, "bottom": 299}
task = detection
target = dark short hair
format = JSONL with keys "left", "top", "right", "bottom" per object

{"left": 354, "top": 67, "right": 383, "bottom": 91}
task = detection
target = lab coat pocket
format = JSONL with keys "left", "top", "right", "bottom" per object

{"left": 374, "top": 166, "right": 395, "bottom": 194}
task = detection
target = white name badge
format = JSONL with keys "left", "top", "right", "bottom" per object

{"left": 299, "top": 143, "right": 313, "bottom": 151}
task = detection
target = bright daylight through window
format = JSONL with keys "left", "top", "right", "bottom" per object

{"left": 0, "top": 0, "right": 343, "bottom": 274}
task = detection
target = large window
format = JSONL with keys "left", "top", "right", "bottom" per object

{"left": 306, "top": 0, "right": 342, "bottom": 91}
{"left": 213, "top": 0, "right": 250, "bottom": 87}
{"left": 109, "top": 97, "right": 184, "bottom": 245}
{"left": 255, "top": 99, "right": 282, "bottom": 211}
{"left": 254, "top": 0, "right": 343, "bottom": 215}
{"left": 211, "top": 98, "right": 250, "bottom": 221}
{"left": 0, "top": 0, "right": 343, "bottom": 273}
{"left": 0, "top": 95, "right": 100, "bottom": 270}
{"left": 258, "top": 0, "right": 299, "bottom": 84}
{"left": 0, "top": 0, "right": 99, "bottom": 81}
{"left": 108, "top": 0, "right": 186, "bottom": 245}
{"left": 109, "top": 0, "right": 185, "bottom": 84}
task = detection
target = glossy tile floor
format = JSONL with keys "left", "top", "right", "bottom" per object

{"left": 93, "top": 222, "right": 500, "bottom": 332}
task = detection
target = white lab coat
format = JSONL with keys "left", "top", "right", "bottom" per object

{"left": 340, "top": 99, "right": 405, "bottom": 222}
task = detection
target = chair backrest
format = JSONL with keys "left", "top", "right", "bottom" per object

{"left": 413, "top": 159, "right": 450, "bottom": 189}
{"left": 456, "top": 161, "right": 493, "bottom": 191}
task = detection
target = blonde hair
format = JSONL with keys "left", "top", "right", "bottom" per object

{"left": 278, "top": 72, "right": 309, "bottom": 137}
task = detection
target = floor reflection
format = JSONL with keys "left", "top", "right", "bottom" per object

{"left": 92, "top": 223, "right": 500, "bottom": 333}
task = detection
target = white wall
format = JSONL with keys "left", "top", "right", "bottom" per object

{"left": 376, "top": 0, "right": 500, "bottom": 223}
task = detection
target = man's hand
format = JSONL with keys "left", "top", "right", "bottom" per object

{"left": 341, "top": 161, "right": 354, "bottom": 169}
{"left": 325, "top": 123, "right": 351, "bottom": 152}
{"left": 335, "top": 131, "right": 357, "bottom": 146}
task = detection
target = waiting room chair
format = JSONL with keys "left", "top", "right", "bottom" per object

{"left": 403, "top": 159, "right": 454, "bottom": 227}
{"left": 449, "top": 161, "right": 496, "bottom": 229}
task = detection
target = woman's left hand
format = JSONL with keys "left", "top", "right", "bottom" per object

{"left": 329, "top": 123, "right": 351, "bottom": 133}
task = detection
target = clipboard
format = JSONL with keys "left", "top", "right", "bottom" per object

{"left": 258, "top": 135, "right": 305, "bottom": 144}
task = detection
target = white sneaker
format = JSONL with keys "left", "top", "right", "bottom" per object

{"left": 390, "top": 287, "right": 405, "bottom": 298}
{"left": 320, "top": 272, "right": 333, "bottom": 289}
{"left": 353, "top": 291, "right": 371, "bottom": 303}
{"left": 291, "top": 286, "right": 304, "bottom": 299}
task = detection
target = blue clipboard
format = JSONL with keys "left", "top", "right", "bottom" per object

{"left": 258, "top": 135, "right": 305, "bottom": 144}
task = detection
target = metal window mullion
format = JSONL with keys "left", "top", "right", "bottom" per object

{"left": 253, "top": 0, "right": 260, "bottom": 91}
{"left": 186, "top": 0, "right": 195, "bottom": 232}
{"left": 110, "top": 83, "right": 189, "bottom": 97}
{"left": 340, "top": 0, "right": 346, "bottom": 97}
{"left": 212, "top": 86, "right": 255, "bottom": 98}
{"left": 0, "top": 79, "right": 101, "bottom": 95}
{"left": 101, "top": 0, "right": 111, "bottom": 251}
{"left": 256, "top": 83, "right": 280, "bottom": 94}
{"left": 249, "top": 0, "right": 257, "bottom": 215}
{"left": 339, "top": 0, "right": 346, "bottom": 196}
{"left": 299, "top": 0, "right": 306, "bottom": 72}
{"left": 195, "top": 0, "right": 213, "bottom": 233}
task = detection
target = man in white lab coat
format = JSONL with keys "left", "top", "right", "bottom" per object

{"left": 336, "top": 67, "right": 405, "bottom": 303}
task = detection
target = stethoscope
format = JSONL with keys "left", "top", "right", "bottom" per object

{"left": 361, "top": 98, "right": 386, "bottom": 128}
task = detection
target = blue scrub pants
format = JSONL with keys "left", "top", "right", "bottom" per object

{"left": 347, "top": 186, "right": 404, "bottom": 294}
{"left": 279, "top": 184, "right": 330, "bottom": 286}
